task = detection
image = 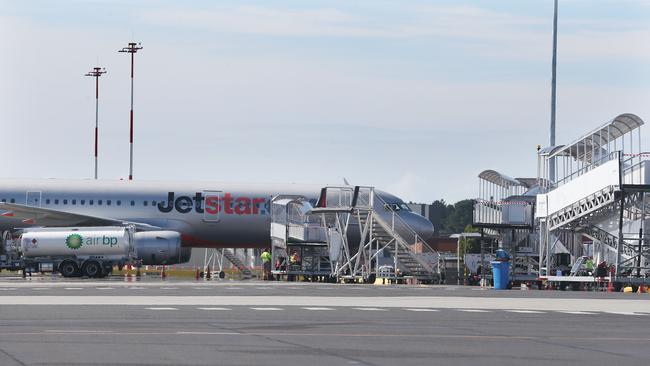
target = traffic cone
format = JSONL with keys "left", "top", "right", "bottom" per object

{"left": 161, "top": 265, "right": 167, "bottom": 279}
{"left": 607, "top": 280, "right": 614, "bottom": 293}
{"left": 206, "top": 265, "right": 211, "bottom": 280}
{"left": 195, "top": 267, "right": 200, "bottom": 280}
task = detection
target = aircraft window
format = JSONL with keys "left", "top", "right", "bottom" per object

{"left": 54, "top": 199, "right": 59, "bottom": 204}
{"left": 151, "top": 201, "right": 157, "bottom": 206}
{"left": 143, "top": 201, "right": 148, "bottom": 206}
{"left": 89, "top": 200, "right": 94, "bottom": 205}
{"left": 80, "top": 200, "right": 85, "bottom": 205}
{"left": 0, "top": 199, "right": 5, "bottom": 203}
{"left": 45, "top": 199, "right": 50, "bottom": 204}
{"left": 130, "top": 200, "right": 135, "bottom": 206}
{"left": 117, "top": 200, "right": 121, "bottom": 206}
{"left": 10, "top": 199, "right": 15, "bottom": 203}
{"left": 63, "top": 199, "right": 68, "bottom": 205}
{"left": 72, "top": 199, "right": 76, "bottom": 205}
{"left": 384, "top": 203, "right": 403, "bottom": 211}
{"left": 107, "top": 200, "right": 111, "bottom": 206}
{"left": 400, "top": 204, "right": 411, "bottom": 212}
{"left": 98, "top": 200, "right": 103, "bottom": 205}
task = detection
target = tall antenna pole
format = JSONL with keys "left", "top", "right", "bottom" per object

{"left": 85, "top": 67, "right": 107, "bottom": 180}
{"left": 119, "top": 42, "right": 143, "bottom": 181}
{"left": 549, "top": 0, "right": 558, "bottom": 182}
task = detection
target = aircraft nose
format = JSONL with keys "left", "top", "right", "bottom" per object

{"left": 411, "top": 214, "right": 435, "bottom": 241}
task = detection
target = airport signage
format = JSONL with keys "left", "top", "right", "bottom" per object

{"left": 157, "top": 192, "right": 268, "bottom": 216}
{"left": 65, "top": 233, "right": 119, "bottom": 250}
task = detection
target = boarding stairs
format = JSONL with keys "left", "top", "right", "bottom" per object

{"left": 221, "top": 249, "right": 253, "bottom": 279}
{"left": 580, "top": 225, "right": 635, "bottom": 263}
{"left": 547, "top": 186, "right": 618, "bottom": 231}
{"left": 357, "top": 212, "right": 437, "bottom": 281}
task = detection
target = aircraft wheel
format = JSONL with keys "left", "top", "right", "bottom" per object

{"left": 82, "top": 261, "right": 103, "bottom": 278}
{"left": 218, "top": 271, "right": 225, "bottom": 279}
{"left": 59, "top": 261, "right": 79, "bottom": 278}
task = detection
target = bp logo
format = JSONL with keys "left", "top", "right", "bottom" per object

{"left": 66, "top": 234, "right": 83, "bottom": 250}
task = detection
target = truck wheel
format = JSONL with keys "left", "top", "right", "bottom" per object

{"left": 82, "top": 261, "right": 103, "bottom": 278}
{"left": 59, "top": 261, "right": 79, "bottom": 278}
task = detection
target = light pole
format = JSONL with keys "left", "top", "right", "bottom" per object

{"left": 85, "top": 67, "right": 107, "bottom": 180}
{"left": 549, "top": 0, "right": 558, "bottom": 182}
{"left": 119, "top": 42, "right": 143, "bottom": 181}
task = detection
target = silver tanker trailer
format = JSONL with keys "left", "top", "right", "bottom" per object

{"left": 0, "top": 226, "right": 186, "bottom": 278}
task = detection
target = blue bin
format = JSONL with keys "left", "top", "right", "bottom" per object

{"left": 491, "top": 261, "right": 510, "bottom": 290}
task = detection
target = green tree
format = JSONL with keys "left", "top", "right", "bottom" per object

{"left": 443, "top": 199, "right": 475, "bottom": 234}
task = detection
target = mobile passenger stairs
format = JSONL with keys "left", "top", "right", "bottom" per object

{"left": 473, "top": 171, "right": 539, "bottom": 286}
{"left": 270, "top": 186, "right": 441, "bottom": 284}
{"left": 536, "top": 113, "right": 650, "bottom": 288}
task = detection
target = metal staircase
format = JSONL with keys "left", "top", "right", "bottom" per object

{"left": 581, "top": 225, "right": 627, "bottom": 256}
{"left": 270, "top": 186, "right": 439, "bottom": 283}
{"left": 357, "top": 212, "right": 437, "bottom": 281}
{"left": 547, "top": 186, "right": 618, "bottom": 231}
{"left": 221, "top": 249, "right": 253, "bottom": 278}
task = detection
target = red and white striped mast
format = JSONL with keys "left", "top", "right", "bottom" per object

{"left": 119, "top": 42, "right": 143, "bottom": 181}
{"left": 85, "top": 66, "right": 107, "bottom": 180}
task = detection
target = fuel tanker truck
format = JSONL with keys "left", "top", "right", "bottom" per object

{"left": 0, "top": 226, "right": 190, "bottom": 278}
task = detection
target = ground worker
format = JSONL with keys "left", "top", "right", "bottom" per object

{"left": 261, "top": 248, "right": 272, "bottom": 280}
{"left": 585, "top": 257, "right": 594, "bottom": 274}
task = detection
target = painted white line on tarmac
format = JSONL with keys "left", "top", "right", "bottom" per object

{"left": 146, "top": 307, "right": 178, "bottom": 310}
{"left": 405, "top": 308, "right": 439, "bottom": 312}
{"left": 1, "top": 296, "right": 648, "bottom": 313}
{"left": 605, "top": 311, "right": 646, "bottom": 316}
{"left": 64, "top": 287, "right": 83, "bottom": 290}
{"left": 128, "top": 287, "right": 146, "bottom": 290}
{"left": 31, "top": 288, "right": 49, "bottom": 291}
{"left": 353, "top": 307, "right": 387, "bottom": 311}
{"left": 506, "top": 310, "right": 545, "bottom": 314}
{"left": 160, "top": 287, "right": 179, "bottom": 290}
{"left": 458, "top": 309, "right": 491, "bottom": 313}
{"left": 559, "top": 311, "right": 596, "bottom": 315}
{"left": 250, "top": 307, "right": 283, "bottom": 311}
{"left": 198, "top": 307, "right": 231, "bottom": 311}
{"left": 176, "top": 331, "right": 240, "bottom": 335}
{"left": 225, "top": 287, "right": 242, "bottom": 290}
{"left": 0, "top": 288, "right": 16, "bottom": 291}
{"left": 95, "top": 287, "right": 114, "bottom": 290}
{"left": 301, "top": 307, "right": 335, "bottom": 311}
{"left": 45, "top": 329, "right": 114, "bottom": 334}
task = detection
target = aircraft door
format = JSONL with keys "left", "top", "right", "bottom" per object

{"left": 203, "top": 190, "right": 221, "bottom": 223}
{"left": 25, "top": 191, "right": 42, "bottom": 207}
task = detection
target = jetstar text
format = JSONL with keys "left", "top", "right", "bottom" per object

{"left": 157, "top": 192, "right": 268, "bottom": 215}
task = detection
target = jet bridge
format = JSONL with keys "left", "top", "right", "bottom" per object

{"left": 270, "top": 186, "right": 440, "bottom": 283}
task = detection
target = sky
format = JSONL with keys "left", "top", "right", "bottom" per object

{"left": 1, "top": 0, "right": 649, "bottom": 204}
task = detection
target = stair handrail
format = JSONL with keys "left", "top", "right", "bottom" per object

{"left": 372, "top": 193, "right": 435, "bottom": 251}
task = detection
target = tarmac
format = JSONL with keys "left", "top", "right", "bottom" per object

{"left": 0, "top": 277, "right": 648, "bottom": 366}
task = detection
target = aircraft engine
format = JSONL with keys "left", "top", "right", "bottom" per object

{"left": 133, "top": 231, "right": 191, "bottom": 265}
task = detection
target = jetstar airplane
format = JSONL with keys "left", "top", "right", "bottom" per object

{"left": 0, "top": 179, "right": 434, "bottom": 265}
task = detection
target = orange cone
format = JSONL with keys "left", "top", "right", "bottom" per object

{"left": 637, "top": 284, "right": 646, "bottom": 294}
{"left": 607, "top": 280, "right": 614, "bottom": 293}
{"left": 161, "top": 265, "right": 167, "bottom": 279}
{"left": 206, "top": 266, "right": 211, "bottom": 280}
{"left": 195, "top": 267, "right": 200, "bottom": 280}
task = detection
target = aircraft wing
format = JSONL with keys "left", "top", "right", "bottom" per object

{"left": 0, "top": 203, "right": 160, "bottom": 231}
